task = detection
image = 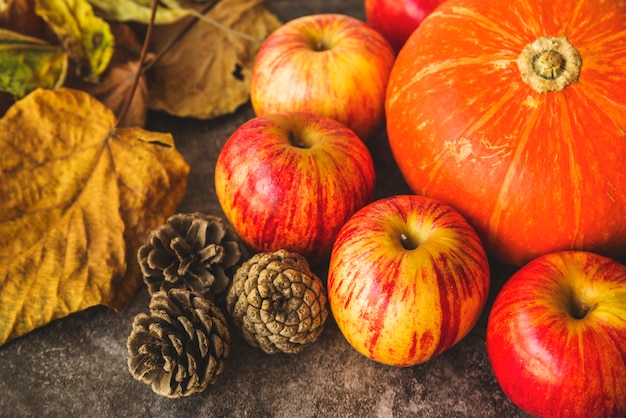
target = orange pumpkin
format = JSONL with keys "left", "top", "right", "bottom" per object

{"left": 386, "top": 0, "right": 626, "bottom": 266}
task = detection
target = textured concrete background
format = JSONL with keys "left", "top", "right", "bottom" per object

{"left": 0, "top": 1, "right": 531, "bottom": 416}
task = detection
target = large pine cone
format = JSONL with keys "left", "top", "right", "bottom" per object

{"left": 137, "top": 212, "right": 241, "bottom": 297}
{"left": 226, "top": 250, "right": 328, "bottom": 354}
{"left": 127, "top": 289, "right": 230, "bottom": 398}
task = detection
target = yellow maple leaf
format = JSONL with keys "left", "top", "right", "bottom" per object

{"left": 0, "top": 88, "right": 189, "bottom": 346}
{"left": 147, "top": 0, "right": 282, "bottom": 119}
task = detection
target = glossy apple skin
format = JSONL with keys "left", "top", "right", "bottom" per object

{"left": 364, "top": 0, "right": 444, "bottom": 52}
{"left": 327, "top": 194, "right": 490, "bottom": 366}
{"left": 214, "top": 112, "right": 375, "bottom": 265}
{"left": 486, "top": 251, "right": 626, "bottom": 418}
{"left": 250, "top": 13, "right": 395, "bottom": 142}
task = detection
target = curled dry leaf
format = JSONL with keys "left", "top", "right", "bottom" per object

{"left": 34, "top": 0, "right": 114, "bottom": 81}
{"left": 0, "top": 88, "right": 189, "bottom": 346}
{"left": 0, "top": 28, "right": 68, "bottom": 98}
{"left": 147, "top": 0, "right": 282, "bottom": 119}
{"left": 88, "top": 53, "right": 150, "bottom": 128}
{"left": 83, "top": 50, "right": 150, "bottom": 128}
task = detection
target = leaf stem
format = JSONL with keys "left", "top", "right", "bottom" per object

{"left": 187, "top": 9, "right": 264, "bottom": 43}
{"left": 141, "top": 0, "right": 219, "bottom": 72}
{"left": 117, "top": 0, "right": 158, "bottom": 127}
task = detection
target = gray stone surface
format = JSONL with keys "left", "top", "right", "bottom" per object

{"left": 0, "top": 1, "right": 532, "bottom": 417}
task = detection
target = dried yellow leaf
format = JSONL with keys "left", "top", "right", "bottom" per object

{"left": 147, "top": 0, "right": 282, "bottom": 119}
{"left": 87, "top": 0, "right": 191, "bottom": 25}
{"left": 0, "top": 88, "right": 189, "bottom": 346}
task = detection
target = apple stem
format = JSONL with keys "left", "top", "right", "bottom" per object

{"left": 306, "top": 34, "right": 329, "bottom": 52}
{"left": 400, "top": 233, "right": 418, "bottom": 250}
{"left": 313, "top": 41, "right": 327, "bottom": 51}
{"left": 571, "top": 302, "right": 592, "bottom": 320}
{"left": 288, "top": 131, "right": 307, "bottom": 148}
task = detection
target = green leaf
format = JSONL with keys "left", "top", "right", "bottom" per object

{"left": 34, "top": 0, "right": 114, "bottom": 81}
{"left": 0, "top": 29, "right": 68, "bottom": 97}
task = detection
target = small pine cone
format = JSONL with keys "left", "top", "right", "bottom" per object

{"left": 226, "top": 249, "right": 329, "bottom": 354}
{"left": 127, "top": 289, "right": 230, "bottom": 398}
{"left": 138, "top": 212, "right": 241, "bottom": 297}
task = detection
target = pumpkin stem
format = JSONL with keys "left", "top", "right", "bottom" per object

{"left": 517, "top": 36, "right": 581, "bottom": 93}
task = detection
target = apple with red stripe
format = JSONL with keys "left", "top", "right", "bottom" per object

{"left": 486, "top": 251, "right": 626, "bottom": 418}
{"left": 214, "top": 112, "right": 375, "bottom": 265}
{"left": 250, "top": 13, "right": 395, "bottom": 142}
{"left": 328, "top": 194, "right": 490, "bottom": 366}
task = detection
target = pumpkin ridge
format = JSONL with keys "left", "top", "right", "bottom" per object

{"left": 567, "top": 0, "right": 586, "bottom": 31}
{"left": 565, "top": 0, "right": 625, "bottom": 45}
{"left": 455, "top": 86, "right": 521, "bottom": 147}
{"left": 422, "top": 86, "right": 523, "bottom": 194}
{"left": 486, "top": 92, "right": 544, "bottom": 252}
{"left": 441, "top": 6, "right": 528, "bottom": 45}
{"left": 555, "top": 93, "right": 583, "bottom": 248}
{"left": 573, "top": 84, "right": 626, "bottom": 137}
{"left": 593, "top": 29, "right": 626, "bottom": 46}
{"left": 387, "top": 52, "right": 519, "bottom": 112}
{"left": 563, "top": 0, "right": 588, "bottom": 39}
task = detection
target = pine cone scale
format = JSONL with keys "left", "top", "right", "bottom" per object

{"left": 246, "top": 289, "right": 263, "bottom": 309}
{"left": 279, "top": 324, "right": 298, "bottom": 338}
{"left": 196, "top": 244, "right": 225, "bottom": 265}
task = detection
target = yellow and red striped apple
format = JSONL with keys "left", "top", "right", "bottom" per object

{"left": 250, "top": 13, "right": 395, "bottom": 142}
{"left": 214, "top": 112, "right": 375, "bottom": 265}
{"left": 486, "top": 251, "right": 626, "bottom": 418}
{"left": 327, "top": 194, "right": 490, "bottom": 366}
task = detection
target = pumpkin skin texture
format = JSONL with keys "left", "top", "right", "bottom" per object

{"left": 385, "top": 0, "right": 626, "bottom": 266}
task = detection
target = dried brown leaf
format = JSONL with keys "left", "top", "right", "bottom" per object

{"left": 0, "top": 0, "right": 48, "bottom": 39}
{"left": 147, "top": 0, "right": 282, "bottom": 119}
{"left": 0, "top": 88, "right": 189, "bottom": 346}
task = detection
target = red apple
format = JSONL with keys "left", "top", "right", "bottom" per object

{"left": 214, "top": 112, "right": 375, "bottom": 265}
{"left": 249, "top": 13, "right": 395, "bottom": 142}
{"left": 327, "top": 194, "right": 490, "bottom": 366}
{"left": 486, "top": 251, "right": 626, "bottom": 418}
{"left": 364, "top": 0, "right": 444, "bottom": 52}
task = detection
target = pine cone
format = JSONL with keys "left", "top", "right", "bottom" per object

{"left": 127, "top": 289, "right": 230, "bottom": 398}
{"left": 226, "top": 250, "right": 328, "bottom": 354}
{"left": 138, "top": 212, "right": 241, "bottom": 297}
